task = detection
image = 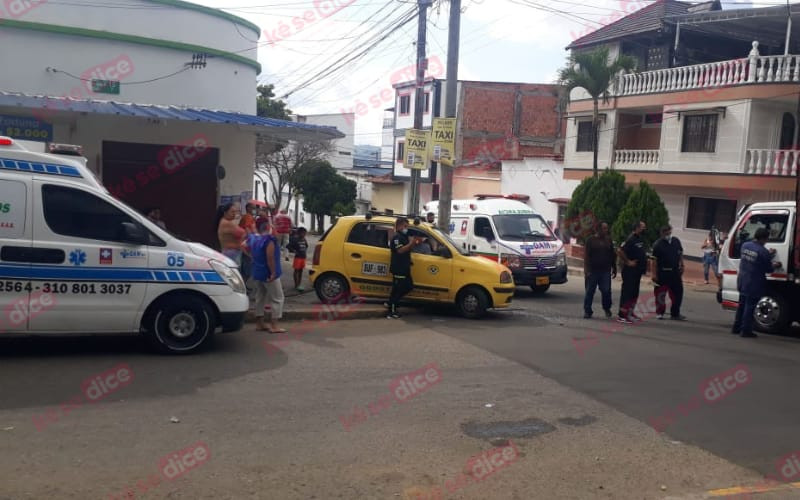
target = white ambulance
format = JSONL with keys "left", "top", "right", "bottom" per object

{"left": 424, "top": 196, "right": 567, "bottom": 293}
{"left": 0, "top": 137, "right": 248, "bottom": 353}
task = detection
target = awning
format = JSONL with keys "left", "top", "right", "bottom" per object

{"left": 0, "top": 91, "right": 344, "bottom": 142}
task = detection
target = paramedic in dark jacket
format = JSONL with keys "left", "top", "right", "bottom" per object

{"left": 617, "top": 220, "right": 647, "bottom": 324}
{"left": 652, "top": 225, "right": 686, "bottom": 320}
{"left": 387, "top": 218, "right": 422, "bottom": 319}
{"left": 583, "top": 222, "right": 617, "bottom": 319}
{"left": 732, "top": 227, "right": 781, "bottom": 338}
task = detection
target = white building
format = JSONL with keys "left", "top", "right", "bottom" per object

{"left": 0, "top": 0, "right": 342, "bottom": 247}
{"left": 295, "top": 113, "right": 355, "bottom": 171}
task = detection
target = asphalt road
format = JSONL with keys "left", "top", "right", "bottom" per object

{"left": 0, "top": 278, "right": 798, "bottom": 499}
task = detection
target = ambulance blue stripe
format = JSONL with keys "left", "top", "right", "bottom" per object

{"left": 0, "top": 158, "right": 83, "bottom": 178}
{"left": 0, "top": 264, "right": 224, "bottom": 283}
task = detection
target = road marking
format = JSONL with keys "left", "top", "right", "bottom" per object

{"left": 708, "top": 479, "right": 800, "bottom": 497}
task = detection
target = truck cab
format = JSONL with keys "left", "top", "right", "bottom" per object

{"left": 718, "top": 201, "right": 798, "bottom": 333}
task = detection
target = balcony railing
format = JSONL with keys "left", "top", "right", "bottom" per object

{"left": 619, "top": 51, "right": 800, "bottom": 97}
{"left": 614, "top": 149, "right": 660, "bottom": 167}
{"left": 744, "top": 149, "right": 800, "bottom": 176}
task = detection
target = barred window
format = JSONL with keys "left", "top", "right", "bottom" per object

{"left": 576, "top": 121, "right": 593, "bottom": 152}
{"left": 681, "top": 114, "right": 718, "bottom": 153}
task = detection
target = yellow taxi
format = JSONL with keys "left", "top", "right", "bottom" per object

{"left": 309, "top": 214, "right": 515, "bottom": 318}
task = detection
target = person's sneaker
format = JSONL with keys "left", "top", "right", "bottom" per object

{"left": 741, "top": 332, "right": 758, "bottom": 338}
{"left": 296, "top": 286, "right": 305, "bottom": 292}
{"left": 657, "top": 314, "right": 665, "bottom": 320}
{"left": 670, "top": 315, "right": 687, "bottom": 321}
{"left": 617, "top": 316, "right": 633, "bottom": 324}
{"left": 386, "top": 312, "right": 401, "bottom": 319}
{"left": 604, "top": 309, "right": 612, "bottom": 318}
{"left": 583, "top": 312, "right": 592, "bottom": 319}
{"left": 630, "top": 314, "right": 643, "bottom": 322}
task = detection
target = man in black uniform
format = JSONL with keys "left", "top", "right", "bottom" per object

{"left": 617, "top": 220, "right": 647, "bottom": 324}
{"left": 652, "top": 225, "right": 686, "bottom": 320}
{"left": 387, "top": 217, "right": 422, "bottom": 319}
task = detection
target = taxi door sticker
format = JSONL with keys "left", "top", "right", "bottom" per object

{"left": 428, "top": 265, "right": 439, "bottom": 275}
{"left": 362, "top": 262, "right": 388, "bottom": 276}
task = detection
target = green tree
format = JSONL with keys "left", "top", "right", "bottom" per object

{"left": 256, "top": 84, "right": 292, "bottom": 120}
{"left": 558, "top": 47, "right": 637, "bottom": 178}
{"left": 612, "top": 180, "right": 669, "bottom": 249}
{"left": 586, "top": 170, "right": 631, "bottom": 233}
{"left": 565, "top": 176, "right": 596, "bottom": 222}
{"left": 295, "top": 161, "right": 356, "bottom": 232}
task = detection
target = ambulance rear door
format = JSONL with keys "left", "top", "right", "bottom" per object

{"left": 0, "top": 173, "right": 33, "bottom": 332}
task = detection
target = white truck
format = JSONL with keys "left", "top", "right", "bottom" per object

{"left": 717, "top": 191, "right": 800, "bottom": 333}
{"left": 424, "top": 196, "right": 567, "bottom": 293}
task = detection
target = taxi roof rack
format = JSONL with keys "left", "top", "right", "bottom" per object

{"left": 365, "top": 210, "right": 423, "bottom": 225}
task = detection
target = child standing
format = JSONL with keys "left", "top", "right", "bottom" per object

{"left": 288, "top": 227, "right": 308, "bottom": 292}
{"left": 248, "top": 218, "right": 286, "bottom": 334}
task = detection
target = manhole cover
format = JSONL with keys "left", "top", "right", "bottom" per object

{"left": 461, "top": 418, "right": 556, "bottom": 439}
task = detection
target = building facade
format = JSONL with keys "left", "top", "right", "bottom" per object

{"left": 563, "top": 0, "right": 800, "bottom": 256}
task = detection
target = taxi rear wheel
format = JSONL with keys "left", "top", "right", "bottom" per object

{"left": 457, "top": 286, "right": 489, "bottom": 319}
{"left": 144, "top": 295, "right": 215, "bottom": 354}
{"left": 314, "top": 272, "right": 350, "bottom": 304}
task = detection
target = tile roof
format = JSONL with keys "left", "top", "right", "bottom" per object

{"left": 567, "top": 0, "right": 693, "bottom": 50}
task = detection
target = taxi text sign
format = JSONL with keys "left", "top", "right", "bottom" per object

{"left": 404, "top": 129, "right": 430, "bottom": 170}
{"left": 431, "top": 118, "right": 456, "bottom": 163}
{"left": 0, "top": 115, "right": 53, "bottom": 143}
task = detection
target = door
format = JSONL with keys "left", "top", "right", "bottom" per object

{"left": 407, "top": 227, "right": 453, "bottom": 301}
{"left": 448, "top": 216, "right": 470, "bottom": 254}
{"left": 342, "top": 221, "right": 393, "bottom": 297}
{"left": 0, "top": 177, "right": 32, "bottom": 332}
{"left": 29, "top": 181, "right": 155, "bottom": 332}
{"left": 471, "top": 216, "right": 498, "bottom": 260}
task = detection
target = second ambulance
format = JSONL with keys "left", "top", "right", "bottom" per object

{"left": 424, "top": 196, "right": 567, "bottom": 293}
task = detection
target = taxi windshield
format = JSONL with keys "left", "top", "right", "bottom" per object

{"left": 492, "top": 214, "right": 556, "bottom": 242}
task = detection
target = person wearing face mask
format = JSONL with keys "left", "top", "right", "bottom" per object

{"left": 652, "top": 224, "right": 686, "bottom": 321}
{"left": 387, "top": 217, "right": 423, "bottom": 319}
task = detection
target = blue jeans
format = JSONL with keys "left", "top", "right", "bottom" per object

{"left": 732, "top": 293, "right": 759, "bottom": 334}
{"left": 702, "top": 253, "right": 718, "bottom": 281}
{"left": 584, "top": 271, "right": 612, "bottom": 315}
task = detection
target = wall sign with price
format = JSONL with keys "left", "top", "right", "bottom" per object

{"left": 0, "top": 115, "right": 53, "bottom": 142}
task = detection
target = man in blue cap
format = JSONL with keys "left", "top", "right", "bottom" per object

{"left": 732, "top": 227, "right": 781, "bottom": 338}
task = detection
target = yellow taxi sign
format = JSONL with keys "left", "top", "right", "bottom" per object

{"left": 431, "top": 118, "right": 456, "bottom": 163}
{"left": 404, "top": 129, "right": 430, "bottom": 170}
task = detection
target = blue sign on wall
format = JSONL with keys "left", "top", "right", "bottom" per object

{"left": 0, "top": 115, "right": 53, "bottom": 142}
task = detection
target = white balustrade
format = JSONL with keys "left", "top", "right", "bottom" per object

{"left": 618, "top": 53, "right": 800, "bottom": 97}
{"left": 744, "top": 149, "right": 800, "bottom": 176}
{"left": 613, "top": 149, "right": 660, "bottom": 167}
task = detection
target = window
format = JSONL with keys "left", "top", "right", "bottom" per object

{"left": 397, "top": 142, "right": 405, "bottom": 162}
{"left": 424, "top": 92, "right": 431, "bottom": 113}
{"left": 731, "top": 211, "right": 789, "bottom": 259}
{"left": 780, "top": 112, "right": 796, "bottom": 150}
{"left": 681, "top": 114, "right": 718, "bottom": 153}
{"left": 42, "top": 184, "right": 159, "bottom": 244}
{"left": 686, "top": 197, "right": 737, "bottom": 231}
{"left": 399, "top": 95, "right": 411, "bottom": 115}
{"left": 576, "top": 121, "right": 593, "bottom": 152}
{"left": 347, "top": 222, "right": 393, "bottom": 248}
{"left": 474, "top": 217, "right": 494, "bottom": 239}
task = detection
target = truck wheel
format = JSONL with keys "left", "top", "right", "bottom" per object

{"left": 753, "top": 292, "right": 789, "bottom": 334}
{"left": 144, "top": 296, "right": 215, "bottom": 354}
{"left": 457, "top": 286, "right": 489, "bottom": 319}
{"left": 530, "top": 284, "right": 550, "bottom": 294}
{"left": 314, "top": 272, "right": 350, "bottom": 304}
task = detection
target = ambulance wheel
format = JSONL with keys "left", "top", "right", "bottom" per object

{"left": 753, "top": 292, "right": 789, "bottom": 334}
{"left": 530, "top": 284, "right": 550, "bottom": 294}
{"left": 457, "top": 286, "right": 489, "bottom": 319}
{"left": 315, "top": 272, "right": 350, "bottom": 304}
{"left": 144, "top": 295, "right": 215, "bottom": 354}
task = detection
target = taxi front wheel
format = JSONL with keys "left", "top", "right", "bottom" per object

{"left": 143, "top": 295, "right": 215, "bottom": 354}
{"left": 457, "top": 286, "right": 489, "bottom": 319}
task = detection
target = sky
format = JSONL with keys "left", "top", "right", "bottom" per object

{"left": 196, "top": 0, "right": 777, "bottom": 146}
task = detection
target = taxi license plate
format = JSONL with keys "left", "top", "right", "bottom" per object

{"left": 536, "top": 276, "right": 550, "bottom": 286}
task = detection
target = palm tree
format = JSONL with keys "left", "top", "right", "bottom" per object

{"left": 558, "top": 47, "right": 637, "bottom": 178}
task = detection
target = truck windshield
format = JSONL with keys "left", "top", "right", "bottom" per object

{"left": 492, "top": 214, "right": 556, "bottom": 242}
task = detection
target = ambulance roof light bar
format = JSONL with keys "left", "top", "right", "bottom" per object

{"left": 474, "top": 194, "right": 530, "bottom": 201}
{"left": 48, "top": 143, "right": 83, "bottom": 156}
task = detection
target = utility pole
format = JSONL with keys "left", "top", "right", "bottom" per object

{"left": 407, "top": 0, "right": 432, "bottom": 215}
{"left": 437, "top": 0, "right": 461, "bottom": 230}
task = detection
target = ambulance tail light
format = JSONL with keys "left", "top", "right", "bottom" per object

{"left": 313, "top": 244, "right": 322, "bottom": 266}
{"left": 0, "top": 137, "right": 13, "bottom": 146}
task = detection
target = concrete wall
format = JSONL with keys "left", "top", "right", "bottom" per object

{"left": 298, "top": 113, "right": 355, "bottom": 171}
{"left": 501, "top": 157, "right": 579, "bottom": 228}
{"left": 371, "top": 183, "right": 406, "bottom": 214}
{"left": 0, "top": 0, "right": 258, "bottom": 113}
